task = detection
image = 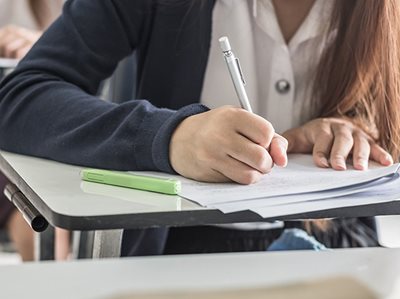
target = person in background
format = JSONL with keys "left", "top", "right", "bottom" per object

{"left": 0, "top": 0, "right": 62, "bottom": 261}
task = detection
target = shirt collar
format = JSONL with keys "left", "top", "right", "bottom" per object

{"left": 253, "top": 0, "right": 333, "bottom": 49}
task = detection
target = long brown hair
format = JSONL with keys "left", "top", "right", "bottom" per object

{"left": 313, "top": 0, "right": 400, "bottom": 160}
{"left": 308, "top": 0, "right": 400, "bottom": 233}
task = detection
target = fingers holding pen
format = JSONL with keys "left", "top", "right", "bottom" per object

{"left": 233, "top": 109, "right": 276, "bottom": 148}
{"left": 229, "top": 108, "right": 289, "bottom": 167}
{"left": 232, "top": 109, "right": 290, "bottom": 169}
{"left": 227, "top": 133, "right": 274, "bottom": 174}
{"left": 169, "top": 106, "right": 283, "bottom": 184}
{"left": 214, "top": 155, "right": 264, "bottom": 185}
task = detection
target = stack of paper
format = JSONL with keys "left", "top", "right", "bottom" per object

{"left": 175, "top": 154, "right": 400, "bottom": 218}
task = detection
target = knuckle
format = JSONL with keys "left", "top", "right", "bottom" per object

{"left": 330, "top": 153, "right": 345, "bottom": 161}
{"left": 354, "top": 153, "right": 369, "bottom": 160}
{"left": 262, "top": 120, "right": 274, "bottom": 133}
{"left": 260, "top": 156, "right": 274, "bottom": 173}
{"left": 258, "top": 121, "right": 275, "bottom": 145}
{"left": 240, "top": 171, "right": 261, "bottom": 185}
{"left": 314, "top": 149, "right": 327, "bottom": 157}
{"left": 252, "top": 149, "right": 267, "bottom": 169}
{"left": 335, "top": 129, "right": 353, "bottom": 141}
{"left": 339, "top": 134, "right": 353, "bottom": 143}
{"left": 335, "top": 125, "right": 350, "bottom": 134}
{"left": 317, "top": 129, "right": 333, "bottom": 139}
{"left": 219, "top": 106, "right": 242, "bottom": 122}
{"left": 335, "top": 122, "right": 352, "bottom": 132}
{"left": 353, "top": 130, "right": 369, "bottom": 141}
{"left": 320, "top": 118, "right": 331, "bottom": 125}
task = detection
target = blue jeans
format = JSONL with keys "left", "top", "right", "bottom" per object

{"left": 267, "top": 228, "right": 327, "bottom": 251}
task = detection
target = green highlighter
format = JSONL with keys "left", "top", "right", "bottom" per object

{"left": 81, "top": 169, "right": 181, "bottom": 195}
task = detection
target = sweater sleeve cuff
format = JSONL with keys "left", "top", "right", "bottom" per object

{"left": 152, "top": 103, "right": 209, "bottom": 173}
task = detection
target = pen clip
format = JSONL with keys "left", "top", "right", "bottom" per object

{"left": 235, "top": 58, "right": 246, "bottom": 85}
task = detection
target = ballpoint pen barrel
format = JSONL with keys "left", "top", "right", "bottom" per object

{"left": 224, "top": 55, "right": 253, "bottom": 113}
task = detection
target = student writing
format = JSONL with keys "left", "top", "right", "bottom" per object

{"left": 0, "top": 0, "right": 398, "bottom": 253}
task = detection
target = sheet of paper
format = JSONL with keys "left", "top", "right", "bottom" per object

{"left": 177, "top": 154, "right": 399, "bottom": 206}
{"left": 252, "top": 174, "right": 400, "bottom": 218}
{"left": 211, "top": 175, "right": 396, "bottom": 213}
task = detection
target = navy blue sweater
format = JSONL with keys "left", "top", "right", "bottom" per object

{"left": 0, "top": 0, "right": 216, "bottom": 173}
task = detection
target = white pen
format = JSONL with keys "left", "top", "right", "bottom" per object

{"left": 219, "top": 36, "right": 253, "bottom": 113}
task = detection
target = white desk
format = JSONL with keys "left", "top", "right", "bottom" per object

{"left": 0, "top": 58, "right": 18, "bottom": 69}
{"left": 0, "top": 58, "right": 18, "bottom": 79}
{"left": 2, "top": 151, "right": 400, "bottom": 229}
{"left": 0, "top": 151, "right": 201, "bottom": 229}
{"left": 2, "top": 151, "right": 400, "bottom": 259}
{"left": 1, "top": 248, "right": 399, "bottom": 299}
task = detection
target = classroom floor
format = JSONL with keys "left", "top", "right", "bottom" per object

{"left": 0, "top": 216, "right": 399, "bottom": 265}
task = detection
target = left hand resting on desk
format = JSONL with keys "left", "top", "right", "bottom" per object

{"left": 0, "top": 25, "right": 41, "bottom": 59}
{"left": 282, "top": 117, "right": 393, "bottom": 170}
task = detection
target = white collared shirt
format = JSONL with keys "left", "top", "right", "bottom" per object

{"left": 201, "top": 0, "right": 333, "bottom": 133}
{"left": 200, "top": 0, "right": 333, "bottom": 230}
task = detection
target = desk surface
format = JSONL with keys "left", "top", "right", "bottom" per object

{"left": 0, "top": 57, "right": 18, "bottom": 69}
{"left": 2, "top": 151, "right": 400, "bottom": 230}
{"left": 0, "top": 248, "right": 399, "bottom": 299}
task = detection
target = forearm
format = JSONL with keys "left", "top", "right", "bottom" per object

{"left": 0, "top": 0, "right": 209, "bottom": 172}
{"left": 0, "top": 71, "right": 208, "bottom": 171}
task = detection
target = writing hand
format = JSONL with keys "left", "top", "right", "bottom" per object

{"left": 170, "top": 106, "right": 288, "bottom": 184}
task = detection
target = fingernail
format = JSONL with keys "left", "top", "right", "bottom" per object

{"left": 334, "top": 158, "right": 346, "bottom": 170}
{"left": 282, "top": 156, "right": 288, "bottom": 167}
{"left": 320, "top": 157, "right": 329, "bottom": 168}
{"left": 383, "top": 155, "right": 393, "bottom": 165}
{"left": 357, "top": 159, "right": 368, "bottom": 170}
